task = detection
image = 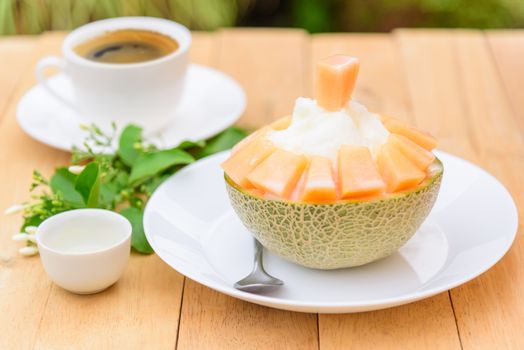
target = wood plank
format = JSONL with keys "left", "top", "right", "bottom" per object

{"left": 312, "top": 33, "right": 461, "bottom": 350}
{"left": 396, "top": 29, "right": 524, "bottom": 349}
{"left": 190, "top": 31, "right": 220, "bottom": 67}
{"left": 0, "top": 33, "right": 69, "bottom": 350}
{"left": 178, "top": 282, "right": 318, "bottom": 350}
{"left": 0, "top": 36, "right": 35, "bottom": 120}
{"left": 486, "top": 31, "right": 524, "bottom": 132}
{"left": 395, "top": 30, "right": 479, "bottom": 161}
{"left": 216, "top": 28, "right": 311, "bottom": 129}
{"left": 450, "top": 30, "right": 524, "bottom": 350}
{"left": 320, "top": 297, "right": 460, "bottom": 350}
{"left": 34, "top": 254, "right": 183, "bottom": 349}
{"left": 176, "top": 28, "right": 319, "bottom": 350}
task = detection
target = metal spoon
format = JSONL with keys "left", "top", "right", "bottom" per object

{"left": 234, "top": 239, "right": 284, "bottom": 293}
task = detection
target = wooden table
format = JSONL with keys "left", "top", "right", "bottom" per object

{"left": 0, "top": 28, "right": 523, "bottom": 349}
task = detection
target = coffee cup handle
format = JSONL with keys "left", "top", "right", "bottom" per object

{"left": 36, "top": 56, "right": 78, "bottom": 111}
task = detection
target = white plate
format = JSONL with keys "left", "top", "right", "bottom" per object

{"left": 144, "top": 151, "right": 518, "bottom": 313}
{"left": 16, "top": 64, "right": 246, "bottom": 151}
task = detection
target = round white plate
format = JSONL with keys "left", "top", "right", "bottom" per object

{"left": 144, "top": 151, "right": 518, "bottom": 313}
{"left": 16, "top": 64, "right": 246, "bottom": 151}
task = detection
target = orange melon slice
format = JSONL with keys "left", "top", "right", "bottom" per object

{"left": 270, "top": 115, "right": 292, "bottom": 130}
{"left": 221, "top": 137, "right": 275, "bottom": 187}
{"left": 231, "top": 116, "right": 291, "bottom": 155}
{"left": 377, "top": 143, "right": 426, "bottom": 192}
{"left": 230, "top": 126, "right": 271, "bottom": 155}
{"left": 247, "top": 149, "right": 308, "bottom": 199}
{"left": 301, "top": 156, "right": 338, "bottom": 202}
{"left": 383, "top": 118, "right": 438, "bottom": 151}
{"left": 338, "top": 146, "right": 385, "bottom": 199}
{"left": 379, "top": 114, "right": 395, "bottom": 124}
{"left": 389, "top": 134, "right": 435, "bottom": 171}
{"left": 316, "top": 55, "right": 360, "bottom": 111}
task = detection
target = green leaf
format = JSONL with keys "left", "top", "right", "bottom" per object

{"left": 129, "top": 148, "right": 194, "bottom": 185}
{"left": 74, "top": 162, "right": 100, "bottom": 208}
{"left": 99, "top": 171, "right": 129, "bottom": 208}
{"left": 118, "top": 124, "right": 143, "bottom": 167}
{"left": 176, "top": 140, "right": 206, "bottom": 150}
{"left": 22, "top": 214, "right": 48, "bottom": 231}
{"left": 120, "top": 206, "right": 153, "bottom": 254}
{"left": 50, "top": 168, "right": 84, "bottom": 207}
{"left": 142, "top": 174, "right": 171, "bottom": 195}
{"left": 196, "top": 127, "right": 248, "bottom": 159}
{"left": 99, "top": 182, "right": 118, "bottom": 209}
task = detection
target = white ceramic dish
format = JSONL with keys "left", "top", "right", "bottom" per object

{"left": 143, "top": 151, "right": 518, "bottom": 313}
{"left": 37, "top": 209, "right": 131, "bottom": 294}
{"left": 17, "top": 64, "right": 246, "bottom": 151}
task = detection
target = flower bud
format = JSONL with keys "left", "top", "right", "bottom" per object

{"left": 12, "top": 233, "right": 30, "bottom": 241}
{"left": 19, "top": 246, "right": 39, "bottom": 256}
{"left": 25, "top": 226, "right": 38, "bottom": 235}
{"left": 68, "top": 165, "right": 85, "bottom": 175}
{"left": 4, "top": 204, "right": 25, "bottom": 215}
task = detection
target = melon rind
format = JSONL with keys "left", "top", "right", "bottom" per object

{"left": 225, "top": 159, "right": 443, "bottom": 270}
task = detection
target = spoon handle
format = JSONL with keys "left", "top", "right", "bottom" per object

{"left": 253, "top": 239, "right": 264, "bottom": 271}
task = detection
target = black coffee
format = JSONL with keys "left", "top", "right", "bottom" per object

{"left": 74, "top": 29, "right": 179, "bottom": 64}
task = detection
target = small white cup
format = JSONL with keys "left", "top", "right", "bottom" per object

{"left": 35, "top": 17, "right": 191, "bottom": 134}
{"left": 36, "top": 209, "right": 132, "bottom": 294}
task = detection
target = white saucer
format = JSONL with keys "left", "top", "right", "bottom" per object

{"left": 16, "top": 64, "right": 246, "bottom": 151}
{"left": 143, "top": 151, "right": 518, "bottom": 313}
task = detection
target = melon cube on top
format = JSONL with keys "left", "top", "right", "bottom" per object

{"left": 316, "top": 55, "right": 360, "bottom": 111}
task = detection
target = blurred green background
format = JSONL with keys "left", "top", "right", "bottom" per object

{"left": 1, "top": 0, "right": 523, "bottom": 35}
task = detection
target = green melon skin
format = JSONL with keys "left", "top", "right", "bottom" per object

{"left": 225, "top": 159, "right": 443, "bottom": 270}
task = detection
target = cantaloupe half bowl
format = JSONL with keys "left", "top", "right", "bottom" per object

{"left": 222, "top": 55, "right": 443, "bottom": 270}
{"left": 225, "top": 161, "right": 442, "bottom": 269}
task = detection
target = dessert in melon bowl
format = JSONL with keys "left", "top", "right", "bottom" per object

{"left": 221, "top": 55, "right": 443, "bottom": 270}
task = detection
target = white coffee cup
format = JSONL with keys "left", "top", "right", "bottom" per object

{"left": 36, "top": 17, "right": 191, "bottom": 134}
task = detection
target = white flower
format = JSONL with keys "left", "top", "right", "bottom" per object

{"left": 24, "top": 226, "right": 38, "bottom": 235}
{"left": 68, "top": 165, "right": 85, "bottom": 175}
{"left": 18, "top": 246, "right": 39, "bottom": 256}
{"left": 12, "top": 233, "right": 30, "bottom": 241}
{"left": 4, "top": 204, "right": 25, "bottom": 215}
{"left": 12, "top": 233, "right": 37, "bottom": 243}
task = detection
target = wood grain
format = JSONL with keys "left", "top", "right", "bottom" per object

{"left": 0, "top": 36, "right": 35, "bottom": 120}
{"left": 397, "top": 29, "right": 524, "bottom": 349}
{"left": 486, "top": 31, "right": 524, "bottom": 132}
{"left": 176, "top": 29, "right": 318, "bottom": 350}
{"left": 33, "top": 254, "right": 183, "bottom": 350}
{"left": 313, "top": 33, "right": 461, "bottom": 350}
{"left": 0, "top": 33, "right": 67, "bottom": 350}
{"left": 178, "top": 282, "right": 318, "bottom": 350}
{"left": 451, "top": 30, "right": 524, "bottom": 350}
{"left": 216, "top": 28, "right": 310, "bottom": 129}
